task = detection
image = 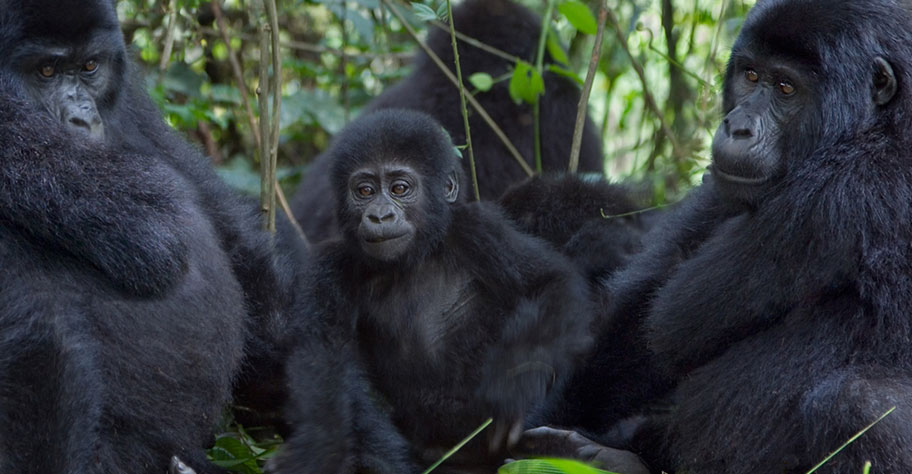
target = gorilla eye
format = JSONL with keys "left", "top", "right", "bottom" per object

{"left": 357, "top": 185, "right": 375, "bottom": 197}
{"left": 390, "top": 182, "right": 409, "bottom": 196}
{"left": 39, "top": 65, "right": 55, "bottom": 78}
{"left": 779, "top": 81, "right": 796, "bottom": 95}
{"left": 745, "top": 68, "right": 759, "bottom": 82}
{"left": 84, "top": 60, "right": 98, "bottom": 72}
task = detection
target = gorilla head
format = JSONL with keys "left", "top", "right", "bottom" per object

{"left": 709, "top": 0, "right": 908, "bottom": 206}
{"left": 329, "top": 109, "right": 465, "bottom": 263}
{"left": 0, "top": 0, "right": 127, "bottom": 141}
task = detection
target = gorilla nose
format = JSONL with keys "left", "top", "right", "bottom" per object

{"left": 724, "top": 115, "right": 757, "bottom": 139}
{"left": 367, "top": 209, "right": 396, "bottom": 224}
{"left": 65, "top": 104, "right": 105, "bottom": 140}
{"left": 67, "top": 114, "right": 105, "bottom": 141}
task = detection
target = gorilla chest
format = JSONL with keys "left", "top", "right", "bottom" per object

{"left": 358, "top": 263, "right": 482, "bottom": 368}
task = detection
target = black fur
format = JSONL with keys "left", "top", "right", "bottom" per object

{"left": 602, "top": 1, "right": 912, "bottom": 472}
{"left": 291, "top": 0, "right": 605, "bottom": 243}
{"left": 276, "top": 109, "right": 592, "bottom": 472}
{"left": 499, "top": 174, "right": 653, "bottom": 284}
{"left": 498, "top": 175, "right": 667, "bottom": 433}
{"left": 0, "top": 2, "right": 301, "bottom": 472}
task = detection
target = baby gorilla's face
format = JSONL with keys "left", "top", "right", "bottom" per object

{"left": 348, "top": 163, "right": 420, "bottom": 262}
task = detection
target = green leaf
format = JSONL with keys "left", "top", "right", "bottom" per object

{"left": 411, "top": 2, "right": 439, "bottom": 22}
{"left": 546, "top": 28, "right": 570, "bottom": 66}
{"left": 547, "top": 64, "right": 584, "bottom": 86}
{"left": 207, "top": 436, "right": 260, "bottom": 474}
{"left": 498, "top": 458, "right": 618, "bottom": 474}
{"left": 436, "top": 1, "right": 449, "bottom": 21}
{"left": 558, "top": 1, "right": 598, "bottom": 35}
{"left": 508, "top": 60, "right": 545, "bottom": 105}
{"left": 469, "top": 72, "right": 494, "bottom": 92}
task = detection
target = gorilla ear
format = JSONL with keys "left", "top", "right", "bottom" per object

{"left": 873, "top": 56, "right": 897, "bottom": 106}
{"left": 444, "top": 170, "right": 460, "bottom": 203}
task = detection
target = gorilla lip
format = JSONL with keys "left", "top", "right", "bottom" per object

{"left": 363, "top": 232, "right": 409, "bottom": 243}
{"left": 710, "top": 165, "right": 768, "bottom": 186}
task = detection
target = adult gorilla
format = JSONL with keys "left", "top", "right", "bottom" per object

{"left": 291, "top": 0, "right": 605, "bottom": 243}
{"left": 594, "top": 0, "right": 912, "bottom": 472}
{"left": 0, "top": 1, "right": 299, "bottom": 473}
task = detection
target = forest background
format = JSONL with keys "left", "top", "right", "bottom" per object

{"left": 118, "top": 0, "right": 756, "bottom": 208}
{"left": 115, "top": 0, "right": 754, "bottom": 471}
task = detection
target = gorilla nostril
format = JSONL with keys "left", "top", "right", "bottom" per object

{"left": 368, "top": 212, "right": 395, "bottom": 224}
{"left": 732, "top": 127, "right": 754, "bottom": 138}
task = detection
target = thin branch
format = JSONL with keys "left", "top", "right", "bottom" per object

{"left": 445, "top": 0, "right": 480, "bottom": 201}
{"left": 532, "top": 0, "right": 555, "bottom": 173}
{"left": 380, "top": 0, "right": 533, "bottom": 177}
{"left": 339, "top": 2, "right": 351, "bottom": 123}
{"left": 265, "top": 0, "right": 283, "bottom": 234}
{"left": 219, "top": 2, "right": 308, "bottom": 246}
{"left": 158, "top": 0, "right": 179, "bottom": 72}
{"left": 257, "top": 22, "right": 275, "bottom": 232}
{"left": 805, "top": 407, "right": 895, "bottom": 474}
{"left": 200, "top": 27, "right": 412, "bottom": 60}
{"left": 428, "top": 20, "right": 519, "bottom": 63}
{"left": 211, "top": 0, "right": 261, "bottom": 146}
{"left": 568, "top": 1, "right": 608, "bottom": 173}
{"left": 605, "top": 5, "right": 684, "bottom": 161}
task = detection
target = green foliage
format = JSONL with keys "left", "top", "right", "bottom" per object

{"left": 469, "top": 72, "right": 495, "bottom": 92}
{"left": 119, "top": 0, "right": 756, "bottom": 204}
{"left": 546, "top": 29, "right": 571, "bottom": 66}
{"left": 411, "top": 2, "right": 440, "bottom": 22}
{"left": 558, "top": 1, "right": 597, "bottom": 35}
{"left": 207, "top": 425, "right": 281, "bottom": 474}
{"left": 509, "top": 60, "right": 545, "bottom": 105}
{"left": 499, "top": 458, "right": 618, "bottom": 474}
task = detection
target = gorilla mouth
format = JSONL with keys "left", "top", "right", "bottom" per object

{"left": 363, "top": 232, "right": 409, "bottom": 244}
{"left": 710, "top": 165, "right": 768, "bottom": 186}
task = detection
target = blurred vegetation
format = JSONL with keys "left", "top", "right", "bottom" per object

{"left": 114, "top": 1, "right": 755, "bottom": 471}
{"left": 117, "top": 0, "right": 755, "bottom": 205}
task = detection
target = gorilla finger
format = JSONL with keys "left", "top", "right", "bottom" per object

{"left": 169, "top": 456, "right": 198, "bottom": 474}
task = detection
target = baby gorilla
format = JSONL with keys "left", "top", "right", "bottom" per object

{"left": 275, "top": 109, "right": 592, "bottom": 472}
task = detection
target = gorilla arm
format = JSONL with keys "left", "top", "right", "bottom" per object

{"left": 0, "top": 84, "right": 191, "bottom": 297}
{"left": 453, "top": 202, "right": 593, "bottom": 448}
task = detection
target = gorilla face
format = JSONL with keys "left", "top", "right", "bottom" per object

{"left": 1, "top": 0, "right": 126, "bottom": 142}
{"left": 350, "top": 163, "right": 421, "bottom": 262}
{"left": 709, "top": 0, "right": 899, "bottom": 208}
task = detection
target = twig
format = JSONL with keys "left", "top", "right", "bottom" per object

{"left": 379, "top": 0, "right": 533, "bottom": 177}
{"left": 158, "top": 0, "right": 179, "bottom": 72}
{"left": 257, "top": 22, "right": 275, "bottom": 232}
{"left": 532, "top": 0, "right": 556, "bottom": 173}
{"left": 339, "top": 2, "right": 351, "bottom": 123}
{"left": 605, "top": 5, "right": 684, "bottom": 161}
{"left": 428, "top": 20, "right": 519, "bottom": 63}
{"left": 211, "top": 0, "right": 261, "bottom": 146}
{"left": 568, "top": 1, "right": 608, "bottom": 173}
{"left": 445, "top": 0, "right": 480, "bottom": 201}
{"left": 264, "top": 0, "right": 283, "bottom": 234}
{"left": 421, "top": 419, "right": 492, "bottom": 474}
{"left": 220, "top": 2, "right": 308, "bottom": 246}
{"left": 805, "top": 407, "right": 895, "bottom": 474}
{"left": 200, "top": 27, "right": 412, "bottom": 60}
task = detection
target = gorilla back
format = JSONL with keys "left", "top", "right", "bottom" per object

{"left": 0, "top": 1, "right": 247, "bottom": 472}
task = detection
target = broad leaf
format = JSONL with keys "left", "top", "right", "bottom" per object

{"left": 509, "top": 60, "right": 545, "bottom": 105}
{"left": 559, "top": 1, "right": 598, "bottom": 35}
